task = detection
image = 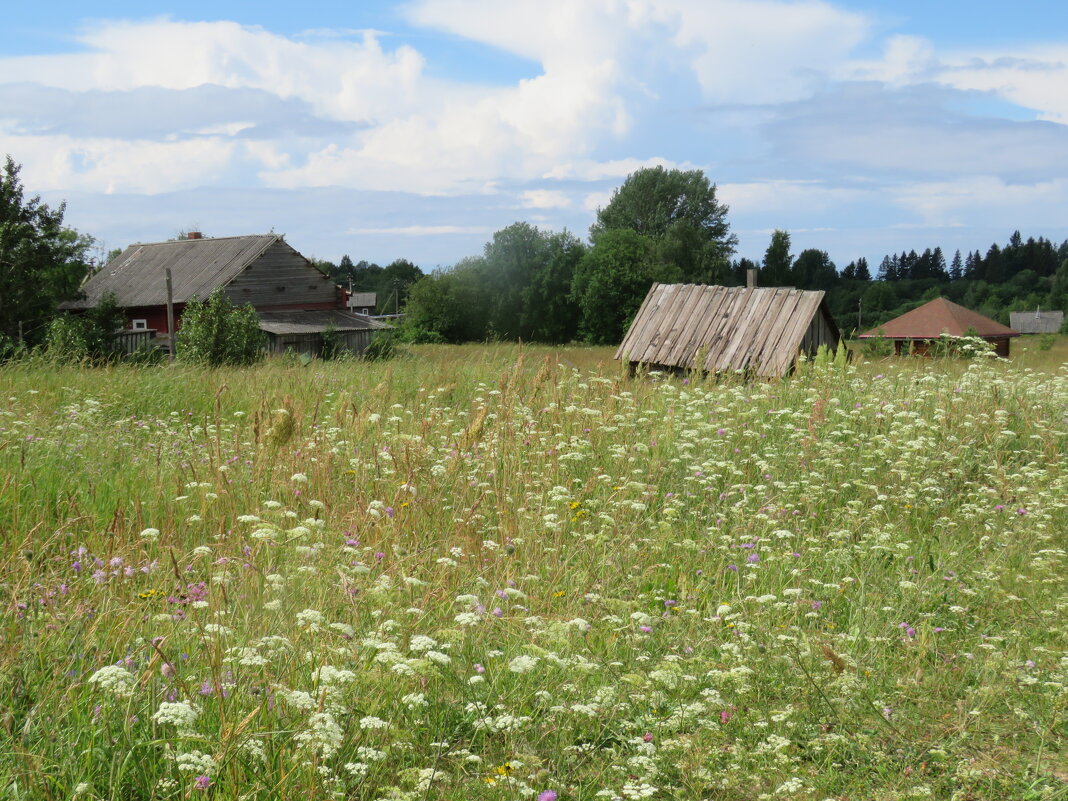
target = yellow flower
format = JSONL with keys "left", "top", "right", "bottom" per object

{"left": 569, "top": 501, "right": 582, "bottom": 510}
{"left": 138, "top": 589, "right": 162, "bottom": 600}
{"left": 495, "top": 763, "right": 513, "bottom": 776}
{"left": 553, "top": 590, "right": 566, "bottom": 598}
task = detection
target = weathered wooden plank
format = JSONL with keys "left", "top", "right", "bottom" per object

{"left": 617, "top": 283, "right": 663, "bottom": 361}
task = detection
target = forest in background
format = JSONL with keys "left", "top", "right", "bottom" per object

{"left": 334, "top": 167, "right": 1068, "bottom": 345}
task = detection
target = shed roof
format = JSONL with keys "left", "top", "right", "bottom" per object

{"left": 615, "top": 283, "right": 838, "bottom": 378}
{"left": 1009, "top": 310, "right": 1063, "bottom": 335}
{"left": 257, "top": 309, "right": 391, "bottom": 335}
{"left": 859, "top": 298, "right": 1019, "bottom": 339}
{"left": 348, "top": 292, "right": 377, "bottom": 307}
{"left": 61, "top": 234, "right": 282, "bottom": 310}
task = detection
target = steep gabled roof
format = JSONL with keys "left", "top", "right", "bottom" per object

{"left": 615, "top": 283, "right": 839, "bottom": 378}
{"left": 62, "top": 234, "right": 280, "bottom": 309}
{"left": 859, "top": 297, "right": 1019, "bottom": 339}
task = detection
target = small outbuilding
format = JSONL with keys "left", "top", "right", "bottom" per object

{"left": 615, "top": 283, "right": 840, "bottom": 378}
{"left": 859, "top": 297, "right": 1019, "bottom": 357}
{"left": 1009, "top": 309, "right": 1063, "bottom": 335}
{"left": 259, "top": 309, "right": 390, "bottom": 356}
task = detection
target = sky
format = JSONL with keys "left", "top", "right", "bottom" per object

{"left": 2, "top": 1, "right": 1067, "bottom": 271}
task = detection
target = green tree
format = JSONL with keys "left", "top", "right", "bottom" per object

{"left": 761, "top": 230, "right": 794, "bottom": 287}
{"left": 402, "top": 259, "right": 489, "bottom": 343}
{"left": 376, "top": 258, "right": 423, "bottom": 314}
{"left": 522, "top": 231, "right": 586, "bottom": 343}
{"left": 0, "top": 156, "right": 95, "bottom": 350}
{"left": 571, "top": 229, "right": 679, "bottom": 345}
{"left": 176, "top": 289, "right": 265, "bottom": 366}
{"left": 590, "top": 166, "right": 736, "bottom": 282}
{"left": 792, "top": 248, "right": 837, "bottom": 291}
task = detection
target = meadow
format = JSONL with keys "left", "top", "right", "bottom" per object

{"left": 0, "top": 341, "right": 1065, "bottom": 800}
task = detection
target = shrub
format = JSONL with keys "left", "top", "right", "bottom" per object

{"left": 860, "top": 329, "right": 894, "bottom": 358}
{"left": 1037, "top": 333, "right": 1056, "bottom": 351}
{"left": 363, "top": 329, "right": 402, "bottom": 361}
{"left": 176, "top": 289, "right": 264, "bottom": 366}
{"left": 41, "top": 292, "right": 126, "bottom": 364}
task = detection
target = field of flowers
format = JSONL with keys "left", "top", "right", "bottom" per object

{"left": 0, "top": 344, "right": 1065, "bottom": 801}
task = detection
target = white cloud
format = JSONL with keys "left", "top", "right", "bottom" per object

{"left": 520, "top": 190, "right": 572, "bottom": 209}
{"left": 889, "top": 177, "right": 1068, "bottom": 228}
{"left": 347, "top": 225, "right": 491, "bottom": 236}
{"left": 718, "top": 180, "right": 865, "bottom": 214}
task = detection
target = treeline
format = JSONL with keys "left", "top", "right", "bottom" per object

{"left": 403, "top": 167, "right": 736, "bottom": 344}
{"left": 310, "top": 257, "right": 424, "bottom": 316}
{"left": 395, "top": 168, "right": 1068, "bottom": 343}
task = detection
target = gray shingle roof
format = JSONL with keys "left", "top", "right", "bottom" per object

{"left": 1009, "top": 310, "right": 1063, "bottom": 334}
{"left": 61, "top": 234, "right": 279, "bottom": 309}
{"left": 257, "top": 309, "right": 391, "bottom": 335}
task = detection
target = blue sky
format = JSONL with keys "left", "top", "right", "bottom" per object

{"left": 2, "top": 1, "right": 1067, "bottom": 270}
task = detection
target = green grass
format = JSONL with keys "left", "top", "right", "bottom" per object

{"left": 0, "top": 345, "right": 1065, "bottom": 800}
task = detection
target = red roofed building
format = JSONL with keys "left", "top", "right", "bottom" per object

{"left": 858, "top": 297, "right": 1020, "bottom": 357}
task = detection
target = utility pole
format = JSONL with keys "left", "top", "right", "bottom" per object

{"left": 165, "top": 268, "right": 176, "bottom": 362}
{"left": 857, "top": 298, "right": 862, "bottom": 334}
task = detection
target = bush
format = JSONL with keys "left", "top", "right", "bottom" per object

{"left": 40, "top": 292, "right": 127, "bottom": 364}
{"left": 860, "top": 329, "right": 894, "bottom": 358}
{"left": 1038, "top": 333, "right": 1056, "bottom": 351}
{"left": 176, "top": 290, "right": 264, "bottom": 366}
{"left": 363, "top": 330, "right": 402, "bottom": 361}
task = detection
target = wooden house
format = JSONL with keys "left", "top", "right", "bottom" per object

{"left": 347, "top": 292, "right": 378, "bottom": 316}
{"left": 616, "top": 283, "right": 840, "bottom": 378}
{"left": 1009, "top": 309, "right": 1063, "bottom": 335}
{"left": 61, "top": 233, "right": 386, "bottom": 354}
{"left": 859, "top": 297, "right": 1019, "bottom": 357}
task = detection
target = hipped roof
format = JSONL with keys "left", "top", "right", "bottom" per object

{"left": 62, "top": 234, "right": 282, "bottom": 310}
{"left": 859, "top": 298, "right": 1019, "bottom": 339}
{"left": 257, "top": 309, "right": 391, "bottom": 335}
{"left": 615, "top": 283, "right": 839, "bottom": 378}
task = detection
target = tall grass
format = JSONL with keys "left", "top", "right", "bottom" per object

{"left": 0, "top": 345, "right": 1065, "bottom": 800}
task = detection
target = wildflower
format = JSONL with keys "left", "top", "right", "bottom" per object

{"left": 87, "top": 665, "right": 136, "bottom": 698}
{"left": 152, "top": 700, "right": 199, "bottom": 734}
{"left": 538, "top": 792, "right": 558, "bottom": 801}
{"left": 508, "top": 655, "right": 538, "bottom": 674}
{"left": 140, "top": 528, "right": 161, "bottom": 540}
{"left": 138, "top": 589, "right": 163, "bottom": 600}
{"left": 193, "top": 775, "right": 211, "bottom": 790}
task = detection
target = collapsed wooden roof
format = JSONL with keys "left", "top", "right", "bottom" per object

{"left": 615, "top": 283, "right": 839, "bottom": 378}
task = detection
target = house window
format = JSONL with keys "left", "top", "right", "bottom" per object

{"left": 361, "top": 308, "right": 369, "bottom": 315}
{"left": 276, "top": 286, "right": 286, "bottom": 292}
{"left": 132, "top": 319, "right": 148, "bottom": 330}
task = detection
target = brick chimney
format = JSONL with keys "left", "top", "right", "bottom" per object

{"left": 187, "top": 231, "right": 202, "bottom": 240}
{"left": 746, "top": 268, "right": 757, "bottom": 289}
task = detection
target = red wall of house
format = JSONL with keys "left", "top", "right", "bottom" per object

{"left": 124, "top": 300, "right": 342, "bottom": 333}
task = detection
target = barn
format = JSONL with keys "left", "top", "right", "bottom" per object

{"left": 859, "top": 297, "right": 1019, "bottom": 357}
{"left": 1009, "top": 309, "right": 1064, "bottom": 335}
{"left": 61, "top": 233, "right": 386, "bottom": 356}
{"left": 616, "top": 283, "right": 840, "bottom": 378}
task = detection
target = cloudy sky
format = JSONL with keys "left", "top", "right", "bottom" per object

{"left": 3, "top": 1, "right": 1067, "bottom": 269}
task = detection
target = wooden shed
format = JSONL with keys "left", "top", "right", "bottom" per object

{"left": 1009, "top": 309, "right": 1063, "bottom": 335}
{"left": 859, "top": 297, "right": 1020, "bottom": 357}
{"left": 259, "top": 310, "right": 390, "bottom": 356}
{"left": 616, "top": 283, "right": 840, "bottom": 378}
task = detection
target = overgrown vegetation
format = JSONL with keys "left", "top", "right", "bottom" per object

{"left": 0, "top": 345, "right": 1064, "bottom": 800}
{"left": 176, "top": 289, "right": 265, "bottom": 366}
